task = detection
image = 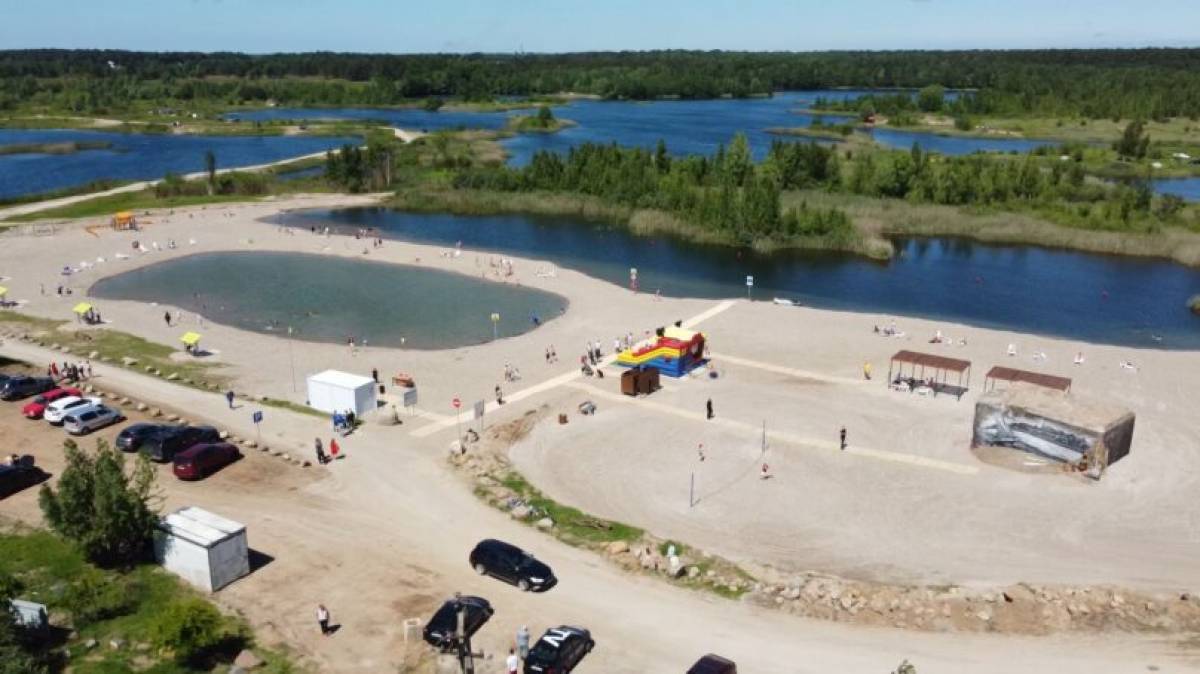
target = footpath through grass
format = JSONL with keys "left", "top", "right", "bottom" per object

{"left": 0, "top": 522, "right": 298, "bottom": 673}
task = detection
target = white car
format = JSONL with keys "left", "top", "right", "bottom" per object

{"left": 43, "top": 396, "right": 102, "bottom": 425}
{"left": 62, "top": 405, "right": 123, "bottom": 435}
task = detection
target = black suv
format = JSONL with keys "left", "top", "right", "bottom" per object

{"left": 140, "top": 425, "right": 221, "bottom": 463}
{"left": 0, "top": 456, "right": 48, "bottom": 498}
{"left": 421, "top": 595, "right": 493, "bottom": 652}
{"left": 0, "top": 376, "right": 55, "bottom": 401}
{"left": 469, "top": 539, "right": 557, "bottom": 592}
{"left": 116, "top": 423, "right": 176, "bottom": 452}
{"left": 688, "top": 654, "right": 737, "bottom": 674}
{"left": 525, "top": 626, "right": 594, "bottom": 674}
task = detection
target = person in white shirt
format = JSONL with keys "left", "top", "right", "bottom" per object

{"left": 506, "top": 648, "right": 519, "bottom": 673}
{"left": 316, "top": 604, "right": 331, "bottom": 636}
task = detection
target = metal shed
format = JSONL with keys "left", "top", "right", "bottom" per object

{"left": 154, "top": 506, "right": 250, "bottom": 592}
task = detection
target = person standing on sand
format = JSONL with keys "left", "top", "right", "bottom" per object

{"left": 760, "top": 463, "right": 771, "bottom": 480}
{"left": 371, "top": 368, "right": 379, "bottom": 383}
{"left": 863, "top": 362, "right": 872, "bottom": 380}
{"left": 329, "top": 438, "right": 341, "bottom": 459}
{"left": 314, "top": 438, "right": 326, "bottom": 465}
{"left": 706, "top": 398, "right": 714, "bottom": 420}
{"left": 316, "top": 604, "right": 331, "bottom": 636}
{"left": 163, "top": 311, "right": 171, "bottom": 327}
{"left": 506, "top": 648, "right": 519, "bottom": 674}
{"left": 517, "top": 625, "right": 530, "bottom": 659}
{"left": 225, "top": 390, "right": 235, "bottom": 409}
{"left": 840, "top": 426, "right": 847, "bottom": 450}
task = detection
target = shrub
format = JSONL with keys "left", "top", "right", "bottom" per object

{"left": 152, "top": 598, "right": 226, "bottom": 662}
{"left": 63, "top": 572, "right": 133, "bottom": 626}
{"left": 1189, "top": 295, "right": 1200, "bottom": 315}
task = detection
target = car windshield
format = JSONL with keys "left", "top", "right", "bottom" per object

{"left": 526, "top": 643, "right": 561, "bottom": 667}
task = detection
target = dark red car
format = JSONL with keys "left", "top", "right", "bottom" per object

{"left": 21, "top": 387, "right": 82, "bottom": 420}
{"left": 172, "top": 442, "right": 241, "bottom": 481}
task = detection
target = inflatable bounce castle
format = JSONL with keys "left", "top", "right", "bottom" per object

{"left": 616, "top": 326, "right": 707, "bottom": 377}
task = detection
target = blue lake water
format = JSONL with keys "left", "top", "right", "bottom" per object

{"left": 88, "top": 251, "right": 567, "bottom": 349}
{"left": 0, "top": 128, "right": 357, "bottom": 200}
{"left": 1152, "top": 178, "right": 1200, "bottom": 202}
{"left": 224, "top": 91, "right": 1058, "bottom": 166}
{"left": 276, "top": 208, "right": 1200, "bottom": 350}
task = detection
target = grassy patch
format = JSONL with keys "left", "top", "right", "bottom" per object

{"left": 497, "top": 472, "right": 643, "bottom": 544}
{"left": 4, "top": 189, "right": 267, "bottom": 223}
{"left": 0, "top": 522, "right": 298, "bottom": 673}
{"left": 0, "top": 313, "right": 230, "bottom": 391}
{"left": 259, "top": 397, "right": 328, "bottom": 419}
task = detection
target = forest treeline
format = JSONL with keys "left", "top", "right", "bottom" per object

{"left": 429, "top": 134, "right": 1187, "bottom": 247}
{"left": 4, "top": 49, "right": 1200, "bottom": 118}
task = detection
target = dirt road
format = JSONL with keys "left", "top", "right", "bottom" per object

{"left": 2, "top": 339, "right": 1193, "bottom": 673}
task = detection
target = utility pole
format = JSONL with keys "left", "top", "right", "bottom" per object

{"left": 287, "top": 325, "right": 297, "bottom": 392}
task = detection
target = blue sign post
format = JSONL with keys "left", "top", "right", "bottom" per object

{"left": 252, "top": 410, "right": 263, "bottom": 441}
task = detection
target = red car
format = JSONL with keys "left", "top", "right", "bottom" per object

{"left": 172, "top": 442, "right": 241, "bottom": 481}
{"left": 21, "top": 387, "right": 82, "bottom": 420}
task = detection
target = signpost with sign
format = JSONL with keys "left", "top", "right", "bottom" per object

{"left": 629, "top": 267, "right": 638, "bottom": 293}
{"left": 252, "top": 410, "right": 263, "bottom": 441}
{"left": 490, "top": 313, "right": 500, "bottom": 341}
{"left": 473, "top": 399, "right": 486, "bottom": 432}
{"left": 746, "top": 275, "right": 754, "bottom": 300}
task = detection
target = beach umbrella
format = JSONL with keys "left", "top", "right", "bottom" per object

{"left": 72, "top": 302, "right": 93, "bottom": 315}
{"left": 180, "top": 332, "right": 202, "bottom": 347}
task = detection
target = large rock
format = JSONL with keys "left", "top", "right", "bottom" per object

{"left": 135, "top": 402, "right": 148, "bottom": 412}
{"left": 510, "top": 506, "right": 530, "bottom": 520}
{"left": 88, "top": 351, "right": 99, "bottom": 359}
{"left": 166, "top": 373, "right": 179, "bottom": 381}
{"left": 121, "top": 357, "right": 138, "bottom": 366}
{"left": 233, "top": 649, "right": 265, "bottom": 670}
{"left": 535, "top": 517, "right": 554, "bottom": 530}
{"left": 606, "top": 541, "right": 629, "bottom": 556}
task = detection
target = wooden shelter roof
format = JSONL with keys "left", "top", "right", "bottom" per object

{"left": 890, "top": 350, "right": 971, "bottom": 373}
{"left": 985, "top": 366, "right": 1072, "bottom": 392}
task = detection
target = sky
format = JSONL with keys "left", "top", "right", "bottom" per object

{"left": 1, "top": 0, "right": 1197, "bottom": 53}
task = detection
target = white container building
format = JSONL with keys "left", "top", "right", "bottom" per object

{"left": 306, "top": 369, "right": 377, "bottom": 416}
{"left": 154, "top": 506, "right": 250, "bottom": 592}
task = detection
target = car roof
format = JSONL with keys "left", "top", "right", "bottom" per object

{"left": 176, "top": 442, "right": 230, "bottom": 457}
{"left": 49, "top": 396, "right": 86, "bottom": 408}
{"left": 538, "top": 625, "right": 589, "bottom": 643}
{"left": 477, "top": 538, "right": 522, "bottom": 553}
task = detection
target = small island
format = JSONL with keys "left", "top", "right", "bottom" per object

{"left": 506, "top": 105, "right": 576, "bottom": 134}
{"left": 0, "top": 140, "right": 114, "bottom": 155}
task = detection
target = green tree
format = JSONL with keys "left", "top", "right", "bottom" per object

{"left": 535, "top": 105, "right": 555, "bottom": 128}
{"left": 152, "top": 598, "right": 230, "bottom": 663}
{"left": 204, "top": 150, "right": 217, "bottom": 195}
{"left": 917, "top": 85, "right": 945, "bottom": 113}
{"left": 39, "top": 439, "right": 159, "bottom": 568}
{"left": 1114, "top": 120, "right": 1150, "bottom": 159}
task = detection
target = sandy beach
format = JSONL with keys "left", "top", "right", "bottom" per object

{"left": 3, "top": 194, "right": 1199, "bottom": 672}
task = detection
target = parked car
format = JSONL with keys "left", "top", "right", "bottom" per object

{"left": 524, "top": 626, "right": 594, "bottom": 674}
{"left": 140, "top": 425, "right": 221, "bottom": 463}
{"left": 469, "top": 539, "right": 557, "bottom": 592}
{"left": 0, "top": 376, "right": 55, "bottom": 401}
{"left": 173, "top": 442, "right": 241, "bottom": 480}
{"left": 422, "top": 595, "right": 494, "bottom": 652}
{"left": 0, "top": 456, "right": 48, "bottom": 498}
{"left": 21, "top": 387, "right": 82, "bottom": 419}
{"left": 687, "top": 654, "right": 737, "bottom": 674}
{"left": 43, "top": 396, "right": 102, "bottom": 425}
{"left": 62, "top": 405, "right": 123, "bottom": 435}
{"left": 116, "top": 423, "right": 175, "bottom": 452}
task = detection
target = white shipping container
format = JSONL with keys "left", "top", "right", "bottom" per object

{"left": 306, "top": 369, "right": 377, "bottom": 416}
{"left": 154, "top": 507, "right": 250, "bottom": 593}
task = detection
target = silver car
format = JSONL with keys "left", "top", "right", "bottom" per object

{"left": 62, "top": 405, "right": 123, "bottom": 435}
